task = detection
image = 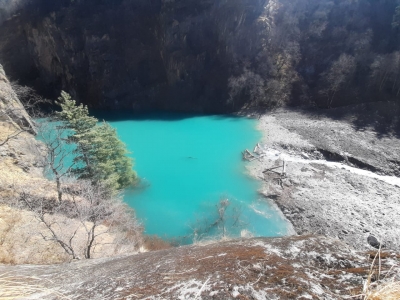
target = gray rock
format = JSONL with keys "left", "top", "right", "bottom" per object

{"left": 367, "top": 235, "right": 382, "bottom": 249}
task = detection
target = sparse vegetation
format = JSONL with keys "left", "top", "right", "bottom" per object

{"left": 357, "top": 249, "right": 400, "bottom": 300}
{"left": 18, "top": 177, "right": 143, "bottom": 260}
{"left": 0, "top": 70, "right": 143, "bottom": 263}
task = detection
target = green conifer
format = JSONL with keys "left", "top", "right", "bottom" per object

{"left": 56, "top": 91, "right": 137, "bottom": 191}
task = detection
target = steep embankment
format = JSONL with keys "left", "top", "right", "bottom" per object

{"left": 246, "top": 106, "right": 400, "bottom": 251}
{"left": 1, "top": 235, "right": 399, "bottom": 299}
{"left": 0, "top": 63, "right": 64, "bottom": 263}
{"left": 0, "top": 65, "right": 142, "bottom": 264}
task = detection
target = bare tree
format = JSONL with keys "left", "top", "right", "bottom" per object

{"left": 370, "top": 52, "right": 400, "bottom": 96}
{"left": 35, "top": 121, "right": 75, "bottom": 202}
{"left": 189, "top": 199, "right": 246, "bottom": 243}
{"left": 18, "top": 191, "right": 81, "bottom": 259}
{"left": 0, "top": 78, "right": 48, "bottom": 146}
{"left": 18, "top": 178, "right": 143, "bottom": 260}
{"left": 320, "top": 54, "right": 356, "bottom": 108}
{"left": 10, "top": 82, "right": 49, "bottom": 117}
{"left": 228, "top": 68, "right": 266, "bottom": 108}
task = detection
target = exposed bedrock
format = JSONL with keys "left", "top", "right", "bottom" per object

{"left": 1, "top": 235, "right": 398, "bottom": 299}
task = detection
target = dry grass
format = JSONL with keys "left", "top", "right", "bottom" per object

{"left": 0, "top": 273, "right": 69, "bottom": 299}
{"left": 0, "top": 160, "right": 142, "bottom": 263}
{"left": 0, "top": 205, "right": 70, "bottom": 264}
{"left": 0, "top": 123, "right": 20, "bottom": 141}
{"left": 143, "top": 235, "right": 173, "bottom": 251}
{"left": 0, "top": 158, "right": 56, "bottom": 201}
{"left": 365, "top": 281, "right": 400, "bottom": 300}
{"left": 366, "top": 250, "right": 398, "bottom": 260}
{"left": 351, "top": 248, "right": 400, "bottom": 300}
{"left": 0, "top": 207, "right": 21, "bottom": 264}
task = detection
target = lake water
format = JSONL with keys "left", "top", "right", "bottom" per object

{"left": 94, "top": 112, "right": 290, "bottom": 243}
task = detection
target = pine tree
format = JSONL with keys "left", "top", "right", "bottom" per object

{"left": 89, "top": 122, "right": 137, "bottom": 191}
{"left": 56, "top": 91, "right": 137, "bottom": 191}
{"left": 56, "top": 91, "right": 97, "bottom": 179}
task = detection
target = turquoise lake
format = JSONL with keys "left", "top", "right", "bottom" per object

{"left": 94, "top": 112, "right": 289, "bottom": 243}
{"left": 38, "top": 112, "right": 290, "bottom": 243}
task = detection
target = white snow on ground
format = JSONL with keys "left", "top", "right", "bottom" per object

{"left": 260, "top": 147, "right": 400, "bottom": 187}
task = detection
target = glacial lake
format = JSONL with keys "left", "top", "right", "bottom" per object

{"left": 94, "top": 112, "right": 290, "bottom": 243}
{"left": 38, "top": 112, "right": 290, "bottom": 243}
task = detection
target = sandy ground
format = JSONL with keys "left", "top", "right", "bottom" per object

{"left": 246, "top": 107, "right": 400, "bottom": 251}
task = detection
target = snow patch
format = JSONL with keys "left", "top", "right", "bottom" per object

{"left": 261, "top": 147, "right": 400, "bottom": 187}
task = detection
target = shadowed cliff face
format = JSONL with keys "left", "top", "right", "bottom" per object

{"left": 0, "top": 0, "right": 267, "bottom": 113}
{"left": 1, "top": 0, "right": 400, "bottom": 112}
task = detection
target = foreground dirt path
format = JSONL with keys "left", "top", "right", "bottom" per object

{"left": 247, "top": 108, "right": 400, "bottom": 251}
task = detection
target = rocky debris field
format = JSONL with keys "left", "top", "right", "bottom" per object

{"left": 1, "top": 235, "right": 398, "bottom": 299}
{"left": 246, "top": 107, "right": 400, "bottom": 251}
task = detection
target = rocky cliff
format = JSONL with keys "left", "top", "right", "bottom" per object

{"left": 0, "top": 63, "right": 35, "bottom": 133}
{"left": 0, "top": 0, "right": 267, "bottom": 112}
{"left": 2, "top": 0, "right": 400, "bottom": 113}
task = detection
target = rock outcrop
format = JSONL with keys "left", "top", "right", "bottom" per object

{"left": 0, "top": 63, "right": 36, "bottom": 133}
{"left": 2, "top": 0, "right": 399, "bottom": 113}
{"left": 0, "top": 235, "right": 398, "bottom": 299}
{"left": 0, "top": 62, "right": 41, "bottom": 179}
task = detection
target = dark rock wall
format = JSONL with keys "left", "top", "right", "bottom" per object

{"left": 0, "top": 0, "right": 399, "bottom": 112}
{"left": 0, "top": 0, "right": 267, "bottom": 112}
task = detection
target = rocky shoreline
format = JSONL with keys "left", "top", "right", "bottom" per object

{"left": 247, "top": 107, "right": 400, "bottom": 251}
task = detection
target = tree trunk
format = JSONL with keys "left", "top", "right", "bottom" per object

{"left": 85, "top": 225, "right": 96, "bottom": 259}
{"left": 56, "top": 177, "right": 62, "bottom": 202}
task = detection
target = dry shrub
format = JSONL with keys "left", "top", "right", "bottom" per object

{"left": 143, "top": 235, "right": 173, "bottom": 251}
{"left": 360, "top": 248, "right": 400, "bottom": 300}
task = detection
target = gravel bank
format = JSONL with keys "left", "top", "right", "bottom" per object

{"left": 247, "top": 108, "right": 400, "bottom": 251}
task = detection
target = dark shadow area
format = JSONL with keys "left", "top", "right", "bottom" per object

{"left": 290, "top": 101, "right": 400, "bottom": 139}
{"left": 91, "top": 109, "right": 250, "bottom": 123}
